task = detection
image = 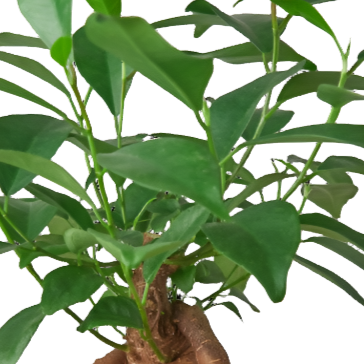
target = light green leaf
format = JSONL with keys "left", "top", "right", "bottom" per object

{"left": 85, "top": 14, "right": 213, "bottom": 111}
{"left": 48, "top": 216, "right": 74, "bottom": 235}
{"left": 86, "top": 0, "right": 121, "bottom": 15}
{"left": 0, "top": 32, "right": 47, "bottom": 48}
{"left": 0, "top": 305, "right": 45, "bottom": 364}
{"left": 195, "top": 260, "right": 225, "bottom": 284}
{"left": 50, "top": 36, "right": 72, "bottom": 67}
{"left": 305, "top": 183, "right": 358, "bottom": 219}
{"left": 97, "top": 138, "right": 227, "bottom": 219}
{"left": 171, "top": 265, "right": 196, "bottom": 293}
{"left": 0, "top": 115, "right": 71, "bottom": 195}
{"left": 41, "top": 265, "right": 103, "bottom": 315}
{"left": 294, "top": 255, "right": 364, "bottom": 306}
{"left": 210, "top": 62, "right": 304, "bottom": 160}
{"left": 77, "top": 296, "right": 143, "bottom": 332}
{"left": 317, "top": 84, "right": 364, "bottom": 108}
{"left": 64, "top": 229, "right": 99, "bottom": 253}
{"left": 203, "top": 201, "right": 301, "bottom": 302}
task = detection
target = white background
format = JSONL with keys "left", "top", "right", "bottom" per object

{"left": 1, "top": 0, "right": 364, "bottom": 363}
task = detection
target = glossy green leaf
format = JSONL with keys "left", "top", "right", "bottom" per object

{"left": 210, "top": 62, "right": 304, "bottom": 160}
{"left": 78, "top": 296, "right": 143, "bottom": 332}
{"left": 0, "top": 242, "right": 18, "bottom": 255}
{"left": 300, "top": 213, "right": 364, "bottom": 250}
{"left": 317, "top": 84, "right": 364, "bottom": 108}
{"left": 305, "top": 236, "right": 364, "bottom": 271}
{"left": 0, "top": 32, "right": 47, "bottom": 48}
{"left": 243, "top": 109, "right": 294, "bottom": 141}
{"left": 0, "top": 115, "right": 71, "bottom": 195}
{"left": 74, "top": 27, "right": 123, "bottom": 116}
{"left": 305, "top": 183, "right": 358, "bottom": 218}
{"left": 271, "top": 0, "right": 335, "bottom": 38}
{"left": 64, "top": 229, "right": 99, "bottom": 253}
{"left": 85, "top": 14, "right": 213, "bottom": 111}
{"left": 98, "top": 138, "right": 227, "bottom": 219}
{"left": 50, "top": 36, "right": 72, "bottom": 67}
{"left": 0, "top": 51, "right": 70, "bottom": 96}
{"left": 18, "top": 0, "right": 72, "bottom": 65}
{"left": 229, "top": 288, "right": 260, "bottom": 313}
{"left": 0, "top": 305, "right": 45, "bottom": 364}
{"left": 214, "top": 302, "right": 242, "bottom": 321}
{"left": 86, "top": 0, "right": 121, "bottom": 15}
{"left": 195, "top": 260, "right": 225, "bottom": 284}
{"left": 143, "top": 205, "right": 210, "bottom": 283}
{"left": 278, "top": 72, "right": 364, "bottom": 104}
{"left": 26, "top": 184, "right": 93, "bottom": 230}
{"left": 0, "top": 151, "right": 93, "bottom": 206}
{"left": 0, "top": 198, "right": 57, "bottom": 243}
{"left": 0, "top": 79, "right": 67, "bottom": 118}
{"left": 171, "top": 265, "right": 196, "bottom": 293}
{"left": 203, "top": 201, "right": 301, "bottom": 302}
{"left": 294, "top": 255, "right": 364, "bottom": 306}
{"left": 41, "top": 266, "right": 103, "bottom": 315}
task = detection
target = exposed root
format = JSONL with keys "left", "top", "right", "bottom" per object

{"left": 93, "top": 349, "right": 128, "bottom": 364}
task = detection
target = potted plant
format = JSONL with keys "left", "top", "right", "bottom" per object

{"left": 1, "top": 0, "right": 364, "bottom": 363}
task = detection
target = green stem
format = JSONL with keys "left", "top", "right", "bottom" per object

{"left": 117, "top": 63, "right": 127, "bottom": 149}
{"left": 117, "top": 186, "right": 127, "bottom": 226}
{"left": 132, "top": 198, "right": 156, "bottom": 230}
{"left": 142, "top": 283, "right": 150, "bottom": 306}
{"left": 262, "top": 53, "right": 271, "bottom": 73}
{"left": 278, "top": 14, "right": 293, "bottom": 34}
{"left": 3, "top": 195, "right": 9, "bottom": 213}
{"left": 271, "top": 3, "right": 280, "bottom": 73}
{"left": 347, "top": 58, "right": 364, "bottom": 76}
{"left": 84, "top": 86, "right": 93, "bottom": 105}
{"left": 194, "top": 111, "right": 208, "bottom": 132}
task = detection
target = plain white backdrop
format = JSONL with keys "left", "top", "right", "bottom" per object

{"left": 1, "top": 0, "right": 364, "bottom": 363}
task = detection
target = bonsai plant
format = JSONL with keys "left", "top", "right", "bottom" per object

{"left": 1, "top": 0, "right": 364, "bottom": 363}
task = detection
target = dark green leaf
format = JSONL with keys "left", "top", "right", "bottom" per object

{"left": 151, "top": 210, "right": 180, "bottom": 233}
{"left": 0, "top": 115, "right": 71, "bottom": 195}
{"left": 195, "top": 260, "right": 225, "bottom": 284}
{"left": 229, "top": 287, "right": 260, "bottom": 312}
{"left": 143, "top": 204, "right": 210, "bottom": 283}
{"left": 0, "top": 150, "right": 94, "bottom": 206}
{"left": 64, "top": 229, "right": 99, "bottom": 253}
{"left": 0, "top": 198, "right": 57, "bottom": 243}
{"left": 318, "top": 156, "right": 364, "bottom": 177}
{"left": 357, "top": 50, "right": 364, "bottom": 61}
{"left": 85, "top": 14, "right": 213, "bottom": 111}
{"left": 305, "top": 236, "right": 364, "bottom": 271}
{"left": 0, "top": 242, "right": 17, "bottom": 255}
{"left": 278, "top": 72, "right": 364, "bottom": 104}
{"left": 0, "top": 305, "right": 45, "bottom": 364}
{"left": 147, "top": 199, "right": 180, "bottom": 215}
{"left": 0, "top": 32, "right": 46, "bottom": 48}
{"left": 77, "top": 296, "right": 143, "bottom": 332}
{"left": 86, "top": 0, "right": 121, "bottom": 15}
{"left": 317, "top": 84, "right": 364, "bottom": 108}
{"left": 98, "top": 138, "right": 227, "bottom": 219}
{"left": 41, "top": 266, "right": 103, "bottom": 315}
{"left": 210, "top": 62, "right": 304, "bottom": 160}
{"left": 203, "top": 201, "right": 301, "bottom": 302}
{"left": 300, "top": 213, "right": 364, "bottom": 250}
{"left": 294, "top": 255, "right": 364, "bottom": 306}
{"left": 214, "top": 301, "right": 242, "bottom": 320}
{"left": 67, "top": 133, "right": 118, "bottom": 155}
{"left": 85, "top": 169, "right": 96, "bottom": 191}
{"left": 171, "top": 265, "right": 196, "bottom": 293}
{"left": 26, "top": 183, "right": 93, "bottom": 230}
{"left": 117, "top": 230, "right": 144, "bottom": 247}
{"left": 304, "top": 0, "right": 335, "bottom": 3}
{"left": 305, "top": 183, "right": 358, "bottom": 218}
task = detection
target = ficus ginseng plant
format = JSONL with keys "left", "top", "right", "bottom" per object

{"left": 0, "top": 0, "right": 364, "bottom": 363}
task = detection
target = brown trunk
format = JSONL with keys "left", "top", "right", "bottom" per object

{"left": 94, "top": 235, "right": 230, "bottom": 364}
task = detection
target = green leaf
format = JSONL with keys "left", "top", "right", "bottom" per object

{"left": 304, "top": 0, "right": 335, "bottom": 4}
{"left": 26, "top": 184, "right": 93, "bottom": 230}
{"left": 0, "top": 305, "right": 45, "bottom": 364}
{"left": 64, "top": 229, "right": 99, "bottom": 253}
{"left": 0, "top": 198, "right": 57, "bottom": 243}
{"left": 0, "top": 150, "right": 94, "bottom": 206}
{"left": 229, "top": 288, "right": 260, "bottom": 313}
{"left": 0, "top": 115, "right": 71, "bottom": 195}
{"left": 48, "top": 216, "right": 74, "bottom": 235}
{"left": 186, "top": 41, "right": 316, "bottom": 70}
{"left": 86, "top": 0, "right": 121, "bottom": 15}
{"left": 147, "top": 199, "right": 180, "bottom": 215}
{"left": 50, "top": 36, "right": 72, "bottom": 67}
{"left": 278, "top": 72, "right": 364, "bottom": 104}
{"left": 318, "top": 156, "right": 364, "bottom": 177}
{"left": 186, "top": 1, "right": 276, "bottom": 53}
{"left": 77, "top": 296, "right": 143, "bottom": 332}
{"left": 98, "top": 138, "right": 227, "bottom": 219}
{"left": 317, "top": 84, "right": 364, "bottom": 108}
{"left": 214, "top": 301, "right": 242, "bottom": 321}
{"left": 210, "top": 62, "right": 304, "bottom": 160}
{"left": 74, "top": 27, "right": 122, "bottom": 116}
{"left": 203, "top": 201, "right": 301, "bottom": 302}
{"left": 225, "top": 173, "right": 293, "bottom": 212}
{"left": 242, "top": 109, "right": 294, "bottom": 141}
{"left": 0, "top": 79, "right": 67, "bottom": 118}
{"left": 41, "top": 265, "right": 103, "bottom": 315}
{"left": 117, "top": 230, "right": 144, "bottom": 247}
{"left": 305, "top": 183, "right": 358, "bottom": 219}
{"left": 0, "top": 51, "right": 70, "bottom": 96}
{"left": 271, "top": 0, "right": 335, "bottom": 38}
{"left": 17, "top": 0, "right": 72, "bottom": 65}
{"left": 85, "top": 14, "right": 213, "bottom": 111}
{"left": 171, "top": 265, "right": 196, "bottom": 293}
{"left": 294, "top": 255, "right": 364, "bottom": 306}
{"left": 300, "top": 213, "right": 364, "bottom": 250}
{"left": 0, "top": 242, "right": 18, "bottom": 255}
{"left": 195, "top": 260, "right": 225, "bottom": 284}
{"left": 241, "top": 124, "right": 364, "bottom": 150}
{"left": 305, "top": 236, "right": 364, "bottom": 271}
{"left": 0, "top": 32, "right": 47, "bottom": 48}
{"left": 143, "top": 204, "right": 210, "bottom": 283}
{"left": 151, "top": 211, "right": 179, "bottom": 233}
